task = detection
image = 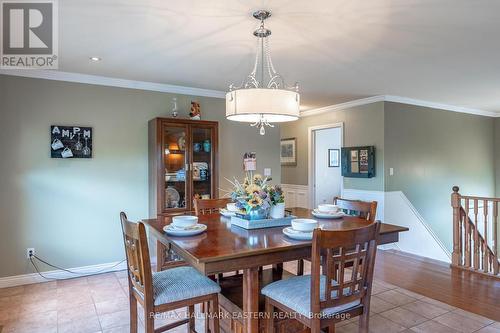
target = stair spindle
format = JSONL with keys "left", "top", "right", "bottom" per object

{"left": 483, "top": 200, "right": 489, "bottom": 272}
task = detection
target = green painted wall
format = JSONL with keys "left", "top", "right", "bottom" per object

{"left": 280, "top": 102, "right": 384, "bottom": 191}
{"left": 0, "top": 75, "right": 280, "bottom": 278}
{"left": 495, "top": 118, "right": 500, "bottom": 197}
{"left": 384, "top": 102, "right": 495, "bottom": 251}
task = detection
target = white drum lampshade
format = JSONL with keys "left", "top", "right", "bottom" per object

{"left": 226, "top": 88, "right": 300, "bottom": 123}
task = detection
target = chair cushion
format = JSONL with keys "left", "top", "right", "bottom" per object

{"left": 152, "top": 266, "right": 221, "bottom": 305}
{"left": 261, "top": 274, "right": 360, "bottom": 318}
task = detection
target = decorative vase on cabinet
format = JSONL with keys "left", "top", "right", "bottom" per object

{"left": 148, "top": 118, "right": 218, "bottom": 217}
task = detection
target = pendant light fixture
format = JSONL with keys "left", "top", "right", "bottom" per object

{"left": 226, "top": 10, "right": 300, "bottom": 135}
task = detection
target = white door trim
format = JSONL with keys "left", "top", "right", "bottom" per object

{"left": 308, "top": 122, "right": 344, "bottom": 209}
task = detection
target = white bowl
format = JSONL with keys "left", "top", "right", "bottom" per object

{"left": 291, "top": 219, "right": 318, "bottom": 232}
{"left": 226, "top": 202, "right": 238, "bottom": 212}
{"left": 318, "top": 204, "right": 339, "bottom": 213}
{"left": 172, "top": 216, "right": 198, "bottom": 228}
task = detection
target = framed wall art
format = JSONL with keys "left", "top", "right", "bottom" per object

{"left": 51, "top": 126, "right": 93, "bottom": 159}
{"left": 280, "top": 138, "right": 297, "bottom": 166}
{"left": 328, "top": 149, "right": 340, "bottom": 167}
{"left": 341, "top": 146, "right": 375, "bottom": 178}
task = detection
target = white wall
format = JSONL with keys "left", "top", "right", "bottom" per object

{"left": 314, "top": 127, "right": 342, "bottom": 207}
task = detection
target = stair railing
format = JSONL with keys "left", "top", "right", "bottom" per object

{"left": 451, "top": 186, "right": 499, "bottom": 277}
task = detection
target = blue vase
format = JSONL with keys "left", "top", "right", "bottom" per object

{"left": 247, "top": 207, "right": 269, "bottom": 220}
{"left": 203, "top": 140, "right": 211, "bottom": 152}
{"left": 194, "top": 143, "right": 201, "bottom": 152}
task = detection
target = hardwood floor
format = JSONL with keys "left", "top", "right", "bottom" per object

{"left": 374, "top": 250, "right": 500, "bottom": 322}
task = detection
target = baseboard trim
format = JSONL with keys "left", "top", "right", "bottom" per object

{"left": 0, "top": 260, "right": 127, "bottom": 288}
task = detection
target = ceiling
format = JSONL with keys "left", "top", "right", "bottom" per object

{"left": 56, "top": 0, "right": 500, "bottom": 112}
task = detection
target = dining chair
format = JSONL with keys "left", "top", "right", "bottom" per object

{"left": 296, "top": 198, "right": 378, "bottom": 276}
{"left": 194, "top": 198, "right": 232, "bottom": 216}
{"left": 263, "top": 222, "right": 381, "bottom": 333}
{"left": 120, "top": 212, "right": 221, "bottom": 333}
{"left": 193, "top": 198, "right": 244, "bottom": 279}
{"left": 334, "top": 197, "right": 378, "bottom": 222}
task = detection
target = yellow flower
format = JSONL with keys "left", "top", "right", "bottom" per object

{"left": 247, "top": 194, "right": 263, "bottom": 208}
{"left": 253, "top": 174, "right": 263, "bottom": 182}
{"left": 246, "top": 184, "right": 261, "bottom": 194}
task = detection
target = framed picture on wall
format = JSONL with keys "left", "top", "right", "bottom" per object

{"left": 328, "top": 149, "right": 340, "bottom": 167}
{"left": 280, "top": 138, "right": 297, "bottom": 166}
{"left": 51, "top": 125, "right": 93, "bottom": 159}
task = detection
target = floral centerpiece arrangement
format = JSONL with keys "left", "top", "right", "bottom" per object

{"left": 226, "top": 172, "right": 285, "bottom": 220}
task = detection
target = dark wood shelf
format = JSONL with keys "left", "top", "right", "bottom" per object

{"left": 166, "top": 149, "right": 185, "bottom": 155}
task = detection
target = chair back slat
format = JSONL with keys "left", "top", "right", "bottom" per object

{"left": 334, "top": 197, "right": 377, "bottom": 222}
{"left": 120, "top": 212, "right": 153, "bottom": 300}
{"left": 194, "top": 198, "right": 232, "bottom": 216}
{"left": 310, "top": 222, "right": 380, "bottom": 314}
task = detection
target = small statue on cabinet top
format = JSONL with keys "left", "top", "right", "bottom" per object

{"left": 189, "top": 101, "right": 201, "bottom": 120}
{"left": 171, "top": 97, "right": 178, "bottom": 118}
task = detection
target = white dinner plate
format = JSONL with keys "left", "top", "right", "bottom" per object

{"left": 163, "top": 224, "right": 207, "bottom": 237}
{"left": 283, "top": 227, "right": 313, "bottom": 241}
{"left": 311, "top": 209, "right": 345, "bottom": 219}
{"left": 220, "top": 208, "right": 237, "bottom": 217}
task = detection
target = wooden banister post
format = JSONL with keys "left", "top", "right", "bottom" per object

{"left": 451, "top": 186, "right": 462, "bottom": 266}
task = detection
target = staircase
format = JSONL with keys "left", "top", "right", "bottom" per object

{"left": 451, "top": 186, "right": 500, "bottom": 278}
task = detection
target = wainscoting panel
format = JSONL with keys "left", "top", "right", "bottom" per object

{"left": 384, "top": 191, "right": 451, "bottom": 263}
{"left": 281, "top": 184, "right": 310, "bottom": 209}
{"left": 340, "top": 188, "right": 451, "bottom": 263}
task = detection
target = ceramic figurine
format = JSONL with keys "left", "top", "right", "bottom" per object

{"left": 203, "top": 139, "right": 211, "bottom": 152}
{"left": 194, "top": 142, "right": 201, "bottom": 152}
{"left": 189, "top": 101, "right": 201, "bottom": 120}
{"left": 177, "top": 132, "right": 186, "bottom": 150}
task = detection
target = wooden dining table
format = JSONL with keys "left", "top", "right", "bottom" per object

{"left": 143, "top": 208, "right": 408, "bottom": 333}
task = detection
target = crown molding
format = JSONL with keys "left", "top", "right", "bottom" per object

{"left": 300, "top": 95, "right": 386, "bottom": 117}
{"left": 1, "top": 69, "right": 498, "bottom": 117}
{"left": 383, "top": 95, "right": 499, "bottom": 117}
{"left": 0, "top": 69, "right": 226, "bottom": 99}
{"left": 300, "top": 95, "right": 499, "bottom": 118}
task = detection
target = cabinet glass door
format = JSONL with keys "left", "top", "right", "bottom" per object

{"left": 191, "top": 126, "right": 214, "bottom": 201}
{"left": 162, "top": 125, "right": 188, "bottom": 212}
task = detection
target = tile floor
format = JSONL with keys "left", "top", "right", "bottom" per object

{"left": 0, "top": 268, "right": 498, "bottom": 333}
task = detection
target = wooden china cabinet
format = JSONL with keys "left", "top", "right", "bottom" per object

{"left": 148, "top": 117, "right": 219, "bottom": 218}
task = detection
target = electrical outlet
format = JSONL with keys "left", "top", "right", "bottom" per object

{"left": 26, "top": 248, "right": 35, "bottom": 259}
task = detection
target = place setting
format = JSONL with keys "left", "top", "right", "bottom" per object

{"left": 282, "top": 218, "right": 319, "bottom": 240}
{"left": 163, "top": 215, "right": 207, "bottom": 236}
{"left": 220, "top": 202, "right": 240, "bottom": 217}
{"left": 311, "top": 203, "right": 345, "bottom": 219}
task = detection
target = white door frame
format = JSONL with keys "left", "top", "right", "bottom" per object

{"left": 308, "top": 122, "right": 344, "bottom": 209}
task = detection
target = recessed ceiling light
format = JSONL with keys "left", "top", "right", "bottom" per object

{"left": 89, "top": 57, "right": 101, "bottom": 62}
